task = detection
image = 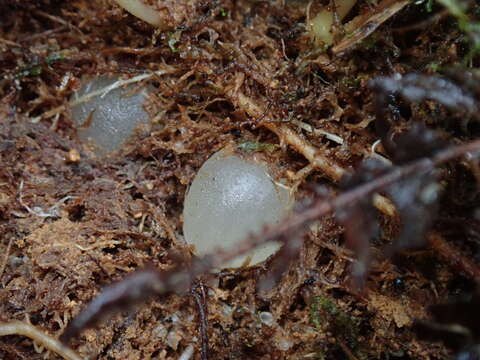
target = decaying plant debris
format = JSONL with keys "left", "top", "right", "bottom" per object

{"left": 1, "top": 0, "right": 480, "bottom": 359}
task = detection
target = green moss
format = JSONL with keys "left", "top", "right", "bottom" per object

{"left": 237, "top": 142, "right": 279, "bottom": 153}
{"left": 309, "top": 295, "right": 360, "bottom": 349}
{"left": 426, "top": 61, "right": 442, "bottom": 72}
{"left": 14, "top": 65, "right": 42, "bottom": 79}
{"left": 45, "top": 52, "right": 65, "bottom": 65}
{"left": 342, "top": 76, "right": 361, "bottom": 89}
{"left": 13, "top": 52, "right": 65, "bottom": 79}
{"left": 358, "top": 36, "right": 379, "bottom": 51}
{"left": 168, "top": 31, "right": 182, "bottom": 52}
{"left": 220, "top": 8, "right": 228, "bottom": 17}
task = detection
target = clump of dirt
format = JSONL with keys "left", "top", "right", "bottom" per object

{"left": 1, "top": 0, "right": 479, "bottom": 359}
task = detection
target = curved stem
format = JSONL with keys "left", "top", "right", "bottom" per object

{"left": 0, "top": 321, "right": 83, "bottom": 360}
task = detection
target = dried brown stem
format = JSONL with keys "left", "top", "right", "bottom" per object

{"left": 60, "top": 268, "right": 183, "bottom": 342}
{"left": 393, "top": 9, "right": 450, "bottom": 33}
{"left": 253, "top": 138, "right": 480, "bottom": 249}
{"left": 0, "top": 237, "right": 13, "bottom": 284}
{"left": 191, "top": 282, "right": 209, "bottom": 360}
{"left": 332, "top": 0, "right": 410, "bottom": 55}
{"left": 429, "top": 232, "right": 480, "bottom": 282}
{"left": 338, "top": 339, "right": 361, "bottom": 360}
{"left": 231, "top": 90, "right": 346, "bottom": 181}
{"left": 61, "top": 138, "right": 480, "bottom": 343}
{"left": 0, "top": 321, "right": 83, "bottom": 360}
{"left": 228, "top": 89, "right": 397, "bottom": 216}
{"left": 265, "top": 121, "right": 345, "bottom": 180}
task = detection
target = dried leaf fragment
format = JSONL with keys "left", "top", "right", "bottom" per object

{"left": 332, "top": 0, "right": 410, "bottom": 54}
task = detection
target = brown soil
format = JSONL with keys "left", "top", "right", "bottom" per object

{"left": 0, "top": 0, "right": 479, "bottom": 359}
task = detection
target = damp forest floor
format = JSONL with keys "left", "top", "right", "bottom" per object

{"left": 1, "top": 0, "right": 480, "bottom": 359}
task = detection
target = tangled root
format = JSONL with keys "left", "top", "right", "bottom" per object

{"left": 0, "top": 320, "right": 83, "bottom": 360}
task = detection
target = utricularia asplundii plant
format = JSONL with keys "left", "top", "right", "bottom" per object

{"left": 183, "top": 147, "right": 293, "bottom": 268}
{"left": 71, "top": 75, "right": 293, "bottom": 267}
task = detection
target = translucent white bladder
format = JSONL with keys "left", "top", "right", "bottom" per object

{"left": 183, "top": 148, "right": 292, "bottom": 268}
{"left": 71, "top": 76, "right": 151, "bottom": 154}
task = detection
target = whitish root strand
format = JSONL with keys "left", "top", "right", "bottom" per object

{"left": 113, "top": 0, "right": 165, "bottom": 28}
{"left": 70, "top": 70, "right": 171, "bottom": 107}
{"left": 0, "top": 321, "right": 83, "bottom": 360}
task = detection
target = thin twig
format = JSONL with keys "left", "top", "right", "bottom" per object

{"left": 429, "top": 232, "right": 480, "bottom": 282}
{"left": 338, "top": 339, "right": 361, "bottom": 360}
{"left": 332, "top": 0, "right": 410, "bottom": 54}
{"left": 393, "top": 9, "right": 449, "bottom": 33}
{"left": 0, "top": 237, "right": 14, "bottom": 284}
{"left": 0, "top": 321, "right": 83, "bottom": 360}
{"left": 191, "top": 282, "right": 209, "bottom": 360}
{"left": 31, "top": 68, "right": 173, "bottom": 123}
{"left": 61, "top": 138, "right": 480, "bottom": 342}
{"left": 17, "top": 180, "right": 75, "bottom": 218}
{"left": 0, "top": 38, "right": 22, "bottom": 47}
{"left": 19, "top": 26, "right": 67, "bottom": 42}
{"left": 34, "top": 10, "right": 84, "bottom": 36}
{"left": 69, "top": 70, "right": 169, "bottom": 106}
{"left": 227, "top": 89, "right": 397, "bottom": 216}
{"left": 292, "top": 119, "right": 344, "bottom": 145}
{"left": 250, "top": 138, "right": 480, "bottom": 252}
{"left": 229, "top": 90, "right": 346, "bottom": 181}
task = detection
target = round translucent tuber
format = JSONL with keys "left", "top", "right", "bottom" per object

{"left": 183, "top": 148, "right": 292, "bottom": 268}
{"left": 71, "top": 76, "right": 151, "bottom": 154}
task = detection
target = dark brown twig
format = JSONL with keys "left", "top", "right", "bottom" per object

{"left": 60, "top": 268, "right": 185, "bottom": 342}
{"left": 338, "top": 339, "right": 361, "bottom": 360}
{"left": 0, "top": 237, "right": 13, "bottom": 284}
{"left": 191, "top": 281, "right": 209, "bottom": 360}
{"left": 392, "top": 9, "right": 449, "bottom": 33}
{"left": 250, "top": 138, "right": 480, "bottom": 253}
{"left": 429, "top": 232, "right": 480, "bottom": 282}
{"left": 61, "top": 137, "right": 480, "bottom": 343}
